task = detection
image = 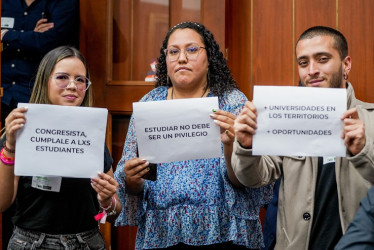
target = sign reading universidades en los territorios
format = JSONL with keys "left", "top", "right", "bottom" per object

{"left": 252, "top": 86, "right": 347, "bottom": 157}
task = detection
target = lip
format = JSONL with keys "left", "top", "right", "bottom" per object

{"left": 307, "top": 79, "right": 324, "bottom": 87}
{"left": 175, "top": 67, "right": 191, "bottom": 72}
{"left": 63, "top": 94, "right": 78, "bottom": 101}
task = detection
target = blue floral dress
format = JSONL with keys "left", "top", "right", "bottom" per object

{"left": 114, "top": 86, "right": 273, "bottom": 249}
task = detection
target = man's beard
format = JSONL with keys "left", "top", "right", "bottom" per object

{"left": 328, "top": 67, "right": 344, "bottom": 88}
{"left": 302, "top": 67, "right": 344, "bottom": 88}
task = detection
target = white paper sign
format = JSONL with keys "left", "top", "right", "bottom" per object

{"left": 133, "top": 97, "right": 221, "bottom": 163}
{"left": 15, "top": 103, "right": 108, "bottom": 178}
{"left": 253, "top": 86, "right": 346, "bottom": 156}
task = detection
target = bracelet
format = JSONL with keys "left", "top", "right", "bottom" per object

{"left": 107, "top": 197, "right": 117, "bottom": 217}
{"left": 0, "top": 148, "right": 15, "bottom": 165}
{"left": 3, "top": 141, "right": 15, "bottom": 153}
{"left": 100, "top": 196, "right": 114, "bottom": 211}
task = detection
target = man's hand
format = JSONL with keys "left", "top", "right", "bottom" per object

{"left": 341, "top": 108, "right": 365, "bottom": 155}
{"left": 234, "top": 101, "right": 258, "bottom": 148}
{"left": 34, "top": 18, "right": 54, "bottom": 33}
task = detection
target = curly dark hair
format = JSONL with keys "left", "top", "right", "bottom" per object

{"left": 155, "top": 22, "right": 238, "bottom": 97}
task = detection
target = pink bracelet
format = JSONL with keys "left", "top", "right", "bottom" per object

{"left": 0, "top": 148, "right": 15, "bottom": 165}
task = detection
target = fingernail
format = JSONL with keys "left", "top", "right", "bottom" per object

{"left": 213, "top": 120, "right": 219, "bottom": 124}
{"left": 20, "top": 124, "right": 24, "bottom": 127}
{"left": 145, "top": 161, "right": 150, "bottom": 166}
{"left": 212, "top": 109, "right": 217, "bottom": 112}
{"left": 209, "top": 114, "right": 215, "bottom": 118}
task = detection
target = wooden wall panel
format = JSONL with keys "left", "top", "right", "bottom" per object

{"left": 113, "top": 0, "right": 132, "bottom": 80}
{"left": 170, "top": 0, "right": 201, "bottom": 26}
{"left": 252, "top": 0, "right": 294, "bottom": 89}
{"left": 295, "top": 0, "right": 336, "bottom": 35}
{"left": 226, "top": 0, "right": 252, "bottom": 99}
{"left": 133, "top": 1, "right": 168, "bottom": 81}
{"left": 201, "top": 0, "right": 225, "bottom": 50}
{"left": 339, "top": 0, "right": 374, "bottom": 102}
{"left": 294, "top": 0, "right": 336, "bottom": 86}
{"left": 113, "top": 0, "right": 169, "bottom": 81}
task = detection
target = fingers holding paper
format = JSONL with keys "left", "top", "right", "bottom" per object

{"left": 91, "top": 171, "right": 118, "bottom": 204}
{"left": 210, "top": 109, "right": 236, "bottom": 144}
{"left": 5, "top": 107, "right": 28, "bottom": 148}
{"left": 341, "top": 108, "right": 366, "bottom": 155}
{"left": 124, "top": 158, "right": 150, "bottom": 195}
{"left": 234, "top": 101, "right": 258, "bottom": 149}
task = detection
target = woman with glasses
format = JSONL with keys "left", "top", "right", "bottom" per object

{"left": 0, "top": 46, "right": 121, "bottom": 249}
{"left": 114, "top": 22, "right": 273, "bottom": 249}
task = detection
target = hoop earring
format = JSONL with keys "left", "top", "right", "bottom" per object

{"left": 344, "top": 74, "right": 348, "bottom": 80}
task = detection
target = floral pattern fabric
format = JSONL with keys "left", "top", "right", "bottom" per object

{"left": 114, "top": 86, "right": 273, "bottom": 249}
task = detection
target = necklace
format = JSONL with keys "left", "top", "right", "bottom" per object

{"left": 171, "top": 85, "right": 208, "bottom": 100}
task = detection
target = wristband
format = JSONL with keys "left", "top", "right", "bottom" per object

{"left": 3, "top": 141, "right": 15, "bottom": 153}
{"left": 0, "top": 148, "right": 15, "bottom": 165}
{"left": 107, "top": 197, "right": 117, "bottom": 216}
{"left": 100, "top": 196, "right": 114, "bottom": 211}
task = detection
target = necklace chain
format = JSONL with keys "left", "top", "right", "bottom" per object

{"left": 171, "top": 86, "right": 208, "bottom": 100}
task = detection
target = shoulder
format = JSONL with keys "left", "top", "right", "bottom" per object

{"left": 139, "top": 87, "right": 168, "bottom": 102}
{"left": 348, "top": 83, "right": 374, "bottom": 110}
{"left": 218, "top": 89, "right": 248, "bottom": 112}
{"left": 224, "top": 88, "right": 248, "bottom": 101}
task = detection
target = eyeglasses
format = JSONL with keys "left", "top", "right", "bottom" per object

{"left": 164, "top": 45, "right": 205, "bottom": 62}
{"left": 51, "top": 73, "right": 91, "bottom": 91}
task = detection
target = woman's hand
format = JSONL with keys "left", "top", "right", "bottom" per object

{"left": 124, "top": 158, "right": 150, "bottom": 195}
{"left": 5, "top": 107, "right": 28, "bottom": 150}
{"left": 210, "top": 109, "right": 236, "bottom": 145}
{"left": 91, "top": 172, "right": 118, "bottom": 206}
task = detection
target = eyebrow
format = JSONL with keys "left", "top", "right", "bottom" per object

{"left": 167, "top": 42, "right": 201, "bottom": 48}
{"left": 297, "top": 52, "right": 332, "bottom": 61}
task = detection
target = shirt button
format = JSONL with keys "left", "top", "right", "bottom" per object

{"left": 12, "top": 81, "right": 16, "bottom": 85}
{"left": 11, "top": 64, "right": 15, "bottom": 67}
{"left": 303, "top": 212, "right": 311, "bottom": 221}
{"left": 24, "top": 12, "right": 28, "bottom": 16}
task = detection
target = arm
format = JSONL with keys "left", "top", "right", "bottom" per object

{"left": 343, "top": 107, "right": 374, "bottom": 184}
{"left": 0, "top": 107, "right": 28, "bottom": 212}
{"left": 91, "top": 168, "right": 122, "bottom": 223}
{"left": 2, "top": 0, "right": 79, "bottom": 54}
{"left": 335, "top": 187, "right": 374, "bottom": 249}
{"left": 232, "top": 101, "right": 281, "bottom": 187}
{"left": 210, "top": 109, "right": 244, "bottom": 187}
